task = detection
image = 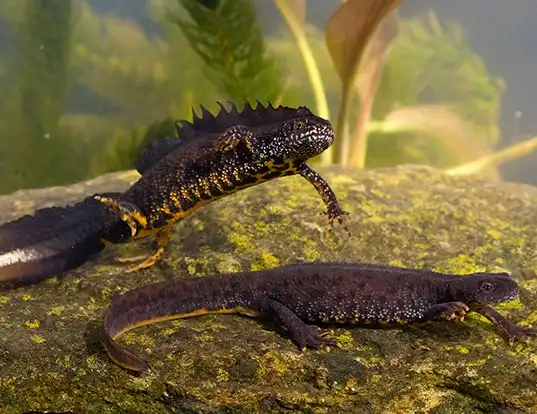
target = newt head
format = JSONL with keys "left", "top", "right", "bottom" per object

{"left": 257, "top": 109, "right": 335, "bottom": 162}
{"left": 250, "top": 102, "right": 334, "bottom": 163}
{"left": 457, "top": 272, "right": 520, "bottom": 305}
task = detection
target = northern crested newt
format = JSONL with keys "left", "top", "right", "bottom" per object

{"left": 103, "top": 261, "right": 535, "bottom": 372}
{"left": 0, "top": 102, "right": 348, "bottom": 288}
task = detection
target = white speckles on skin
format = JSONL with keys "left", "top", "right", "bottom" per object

{"left": 288, "top": 289, "right": 436, "bottom": 326}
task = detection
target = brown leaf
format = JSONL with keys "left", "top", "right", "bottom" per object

{"left": 325, "top": 0, "right": 403, "bottom": 85}
{"left": 355, "top": 10, "right": 399, "bottom": 98}
{"left": 347, "top": 9, "right": 400, "bottom": 167}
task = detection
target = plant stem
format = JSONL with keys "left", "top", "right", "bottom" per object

{"left": 273, "top": 0, "right": 332, "bottom": 164}
{"left": 445, "top": 136, "right": 537, "bottom": 176}
{"left": 13, "top": 0, "right": 73, "bottom": 187}
{"left": 334, "top": 84, "right": 353, "bottom": 166}
{"left": 347, "top": 79, "right": 376, "bottom": 168}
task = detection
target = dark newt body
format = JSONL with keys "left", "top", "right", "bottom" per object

{"left": 103, "top": 262, "right": 535, "bottom": 372}
{"left": 0, "top": 102, "right": 347, "bottom": 285}
{"left": 95, "top": 102, "right": 348, "bottom": 272}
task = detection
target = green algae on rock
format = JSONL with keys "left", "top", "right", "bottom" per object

{"left": 0, "top": 165, "right": 537, "bottom": 413}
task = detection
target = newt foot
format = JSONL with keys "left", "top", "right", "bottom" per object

{"left": 506, "top": 325, "right": 536, "bottom": 344}
{"left": 438, "top": 302, "right": 469, "bottom": 322}
{"left": 293, "top": 324, "right": 339, "bottom": 350}
{"left": 318, "top": 209, "right": 351, "bottom": 240}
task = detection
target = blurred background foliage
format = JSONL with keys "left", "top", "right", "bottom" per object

{"left": 0, "top": 0, "right": 530, "bottom": 195}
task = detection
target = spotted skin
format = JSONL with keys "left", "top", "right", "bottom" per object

{"left": 296, "top": 163, "right": 348, "bottom": 234}
{"left": 103, "top": 261, "right": 533, "bottom": 372}
{"left": 95, "top": 103, "right": 348, "bottom": 272}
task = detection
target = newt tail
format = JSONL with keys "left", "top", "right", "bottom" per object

{"left": 0, "top": 193, "right": 130, "bottom": 289}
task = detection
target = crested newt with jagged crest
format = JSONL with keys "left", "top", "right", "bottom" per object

{"left": 103, "top": 261, "right": 535, "bottom": 372}
{"left": 0, "top": 102, "right": 348, "bottom": 287}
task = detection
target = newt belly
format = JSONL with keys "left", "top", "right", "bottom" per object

{"left": 102, "top": 261, "right": 535, "bottom": 373}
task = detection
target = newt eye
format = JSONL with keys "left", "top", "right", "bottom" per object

{"left": 294, "top": 120, "right": 306, "bottom": 130}
{"left": 480, "top": 281, "right": 494, "bottom": 291}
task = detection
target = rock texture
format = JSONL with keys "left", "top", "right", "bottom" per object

{"left": 0, "top": 165, "right": 537, "bottom": 414}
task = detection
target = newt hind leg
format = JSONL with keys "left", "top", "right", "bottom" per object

{"left": 95, "top": 194, "right": 172, "bottom": 273}
{"left": 94, "top": 195, "right": 147, "bottom": 238}
{"left": 262, "top": 298, "right": 339, "bottom": 350}
{"left": 119, "top": 225, "right": 172, "bottom": 273}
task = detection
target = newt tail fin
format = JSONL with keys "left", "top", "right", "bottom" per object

{"left": 0, "top": 193, "right": 129, "bottom": 289}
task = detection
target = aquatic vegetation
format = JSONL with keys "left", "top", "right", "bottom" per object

{"left": 0, "top": 0, "right": 76, "bottom": 191}
{"left": 91, "top": 118, "right": 176, "bottom": 176}
{"left": 282, "top": 3, "right": 505, "bottom": 171}
{"left": 173, "top": 0, "right": 285, "bottom": 104}
{"left": 0, "top": 0, "right": 533, "bottom": 193}
{"left": 273, "top": 0, "right": 331, "bottom": 162}
{"left": 325, "top": 0, "right": 402, "bottom": 167}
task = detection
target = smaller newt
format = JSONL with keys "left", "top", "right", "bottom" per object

{"left": 103, "top": 262, "right": 535, "bottom": 372}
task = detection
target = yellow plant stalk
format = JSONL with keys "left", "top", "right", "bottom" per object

{"left": 445, "top": 136, "right": 537, "bottom": 177}
{"left": 273, "top": 0, "right": 332, "bottom": 164}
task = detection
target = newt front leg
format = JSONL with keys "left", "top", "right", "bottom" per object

{"left": 295, "top": 163, "right": 350, "bottom": 237}
{"left": 422, "top": 302, "right": 469, "bottom": 322}
{"left": 472, "top": 304, "right": 536, "bottom": 343}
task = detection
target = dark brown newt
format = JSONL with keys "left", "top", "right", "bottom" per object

{"left": 103, "top": 261, "right": 535, "bottom": 372}
{"left": 94, "top": 101, "right": 348, "bottom": 273}
{"left": 0, "top": 101, "right": 347, "bottom": 287}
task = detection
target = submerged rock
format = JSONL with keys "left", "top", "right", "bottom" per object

{"left": 0, "top": 164, "right": 536, "bottom": 413}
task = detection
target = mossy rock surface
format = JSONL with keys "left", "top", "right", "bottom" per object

{"left": 1, "top": 165, "right": 537, "bottom": 413}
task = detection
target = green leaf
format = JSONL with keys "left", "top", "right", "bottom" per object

{"left": 172, "top": 0, "right": 284, "bottom": 103}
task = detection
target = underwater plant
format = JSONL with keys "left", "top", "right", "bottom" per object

{"left": 0, "top": 0, "right": 535, "bottom": 193}
{"left": 0, "top": 0, "right": 75, "bottom": 192}
{"left": 324, "top": 0, "right": 402, "bottom": 167}
{"left": 172, "top": 0, "right": 285, "bottom": 105}
{"left": 273, "top": 2, "right": 534, "bottom": 178}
